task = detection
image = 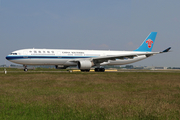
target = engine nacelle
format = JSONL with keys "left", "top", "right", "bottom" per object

{"left": 78, "top": 60, "right": 92, "bottom": 70}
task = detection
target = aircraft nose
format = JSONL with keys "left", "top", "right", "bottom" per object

{"left": 6, "top": 55, "right": 10, "bottom": 60}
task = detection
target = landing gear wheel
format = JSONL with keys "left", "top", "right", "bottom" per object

{"left": 81, "top": 69, "right": 90, "bottom": 72}
{"left": 24, "top": 68, "right": 28, "bottom": 72}
{"left": 95, "top": 68, "right": 105, "bottom": 72}
{"left": 23, "top": 65, "right": 28, "bottom": 72}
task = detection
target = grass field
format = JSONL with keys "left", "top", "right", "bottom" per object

{"left": 0, "top": 70, "right": 180, "bottom": 119}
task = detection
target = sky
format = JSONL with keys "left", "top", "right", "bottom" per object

{"left": 0, "top": 0, "right": 180, "bottom": 67}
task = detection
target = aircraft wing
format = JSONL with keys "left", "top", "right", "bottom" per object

{"left": 69, "top": 52, "right": 160, "bottom": 63}
{"left": 92, "top": 47, "right": 171, "bottom": 63}
{"left": 92, "top": 52, "right": 160, "bottom": 63}
{"left": 69, "top": 47, "right": 171, "bottom": 64}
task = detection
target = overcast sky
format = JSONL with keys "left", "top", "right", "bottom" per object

{"left": 0, "top": 0, "right": 179, "bottom": 67}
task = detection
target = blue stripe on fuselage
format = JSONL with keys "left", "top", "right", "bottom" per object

{"left": 6, "top": 55, "right": 95, "bottom": 60}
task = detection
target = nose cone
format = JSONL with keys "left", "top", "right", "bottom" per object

{"left": 6, "top": 55, "right": 11, "bottom": 60}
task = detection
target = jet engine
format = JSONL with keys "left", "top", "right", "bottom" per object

{"left": 77, "top": 60, "right": 93, "bottom": 70}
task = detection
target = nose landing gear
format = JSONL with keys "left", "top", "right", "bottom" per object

{"left": 23, "top": 65, "right": 28, "bottom": 72}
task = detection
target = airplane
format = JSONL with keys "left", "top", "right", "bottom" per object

{"left": 6, "top": 32, "right": 171, "bottom": 72}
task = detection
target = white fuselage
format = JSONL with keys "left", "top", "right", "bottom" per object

{"left": 6, "top": 48, "right": 148, "bottom": 67}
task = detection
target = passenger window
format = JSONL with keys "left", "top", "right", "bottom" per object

{"left": 43, "top": 51, "right": 46, "bottom": 53}
{"left": 29, "top": 51, "right": 32, "bottom": 53}
{"left": 39, "top": 51, "right": 41, "bottom": 53}
{"left": 34, "top": 51, "right": 37, "bottom": 53}
{"left": 47, "top": 51, "right": 50, "bottom": 53}
{"left": 51, "top": 51, "right": 54, "bottom": 53}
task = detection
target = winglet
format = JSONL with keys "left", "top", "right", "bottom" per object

{"left": 161, "top": 47, "right": 171, "bottom": 53}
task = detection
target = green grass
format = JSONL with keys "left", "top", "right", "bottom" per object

{"left": 0, "top": 72, "right": 180, "bottom": 119}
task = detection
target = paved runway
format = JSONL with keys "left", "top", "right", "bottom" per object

{"left": 1, "top": 69, "right": 180, "bottom": 73}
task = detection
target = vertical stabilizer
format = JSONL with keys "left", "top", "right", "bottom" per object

{"left": 134, "top": 32, "right": 157, "bottom": 52}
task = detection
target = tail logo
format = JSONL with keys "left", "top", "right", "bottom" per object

{"left": 146, "top": 39, "right": 153, "bottom": 48}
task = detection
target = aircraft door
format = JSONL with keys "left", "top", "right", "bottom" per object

{"left": 57, "top": 51, "right": 62, "bottom": 58}
{"left": 23, "top": 51, "right": 28, "bottom": 58}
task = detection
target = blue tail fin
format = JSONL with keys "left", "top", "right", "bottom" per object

{"left": 134, "top": 32, "right": 157, "bottom": 52}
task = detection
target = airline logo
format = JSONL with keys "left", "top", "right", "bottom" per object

{"left": 146, "top": 39, "right": 153, "bottom": 48}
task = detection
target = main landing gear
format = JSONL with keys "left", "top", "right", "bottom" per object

{"left": 94, "top": 68, "right": 105, "bottom": 72}
{"left": 80, "top": 68, "right": 105, "bottom": 72}
{"left": 81, "top": 69, "right": 90, "bottom": 72}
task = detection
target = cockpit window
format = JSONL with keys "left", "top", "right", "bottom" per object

{"left": 10, "top": 53, "right": 17, "bottom": 55}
